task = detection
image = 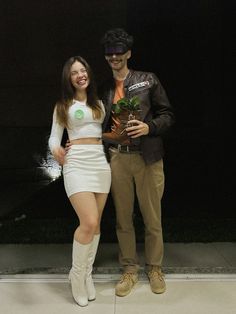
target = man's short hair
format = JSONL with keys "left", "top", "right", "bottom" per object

{"left": 101, "top": 28, "right": 134, "bottom": 51}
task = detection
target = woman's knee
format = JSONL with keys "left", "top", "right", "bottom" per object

{"left": 81, "top": 217, "right": 99, "bottom": 235}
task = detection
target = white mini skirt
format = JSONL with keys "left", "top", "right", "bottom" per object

{"left": 63, "top": 144, "right": 111, "bottom": 197}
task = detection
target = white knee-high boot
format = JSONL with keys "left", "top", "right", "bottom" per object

{"left": 69, "top": 239, "right": 91, "bottom": 307}
{"left": 86, "top": 234, "right": 100, "bottom": 301}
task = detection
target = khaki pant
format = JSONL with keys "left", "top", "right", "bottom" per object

{"left": 109, "top": 148, "right": 165, "bottom": 273}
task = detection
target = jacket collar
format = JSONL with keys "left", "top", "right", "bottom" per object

{"left": 123, "top": 69, "right": 133, "bottom": 87}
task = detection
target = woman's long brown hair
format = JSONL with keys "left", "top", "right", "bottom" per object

{"left": 55, "top": 56, "right": 102, "bottom": 128}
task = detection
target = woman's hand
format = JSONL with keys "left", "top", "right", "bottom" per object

{"left": 52, "top": 146, "right": 66, "bottom": 165}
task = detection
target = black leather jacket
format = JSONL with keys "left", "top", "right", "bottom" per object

{"left": 100, "top": 69, "right": 175, "bottom": 164}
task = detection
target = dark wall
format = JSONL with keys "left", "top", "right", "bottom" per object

{"left": 128, "top": 0, "right": 222, "bottom": 127}
{"left": 0, "top": 0, "right": 126, "bottom": 166}
{"left": 127, "top": 0, "right": 233, "bottom": 218}
{"left": 0, "top": 0, "right": 233, "bottom": 221}
{"left": 0, "top": 0, "right": 127, "bottom": 124}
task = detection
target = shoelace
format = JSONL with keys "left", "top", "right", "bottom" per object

{"left": 148, "top": 268, "right": 164, "bottom": 281}
{"left": 120, "top": 273, "right": 136, "bottom": 284}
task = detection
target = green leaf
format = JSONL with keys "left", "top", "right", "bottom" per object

{"left": 117, "top": 98, "right": 129, "bottom": 108}
{"left": 130, "top": 96, "right": 140, "bottom": 105}
{"left": 115, "top": 96, "right": 140, "bottom": 111}
{"left": 130, "top": 96, "right": 140, "bottom": 109}
{"left": 113, "top": 103, "right": 122, "bottom": 114}
{"left": 133, "top": 103, "right": 140, "bottom": 110}
{"left": 111, "top": 103, "right": 116, "bottom": 110}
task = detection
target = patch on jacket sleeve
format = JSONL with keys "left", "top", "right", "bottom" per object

{"left": 128, "top": 81, "right": 150, "bottom": 92}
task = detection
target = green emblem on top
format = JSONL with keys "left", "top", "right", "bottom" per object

{"left": 74, "top": 109, "right": 84, "bottom": 119}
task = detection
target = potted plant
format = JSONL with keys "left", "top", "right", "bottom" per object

{"left": 102, "top": 96, "right": 141, "bottom": 145}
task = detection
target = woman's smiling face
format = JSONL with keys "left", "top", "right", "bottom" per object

{"left": 70, "top": 61, "right": 89, "bottom": 91}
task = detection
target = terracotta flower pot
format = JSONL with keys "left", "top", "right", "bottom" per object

{"left": 102, "top": 109, "right": 141, "bottom": 145}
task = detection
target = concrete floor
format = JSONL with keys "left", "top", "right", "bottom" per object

{"left": 1, "top": 277, "right": 236, "bottom": 314}
{"left": 0, "top": 242, "right": 236, "bottom": 313}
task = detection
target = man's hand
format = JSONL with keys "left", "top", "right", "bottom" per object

{"left": 65, "top": 139, "right": 72, "bottom": 153}
{"left": 52, "top": 146, "right": 66, "bottom": 165}
{"left": 126, "top": 119, "right": 149, "bottom": 138}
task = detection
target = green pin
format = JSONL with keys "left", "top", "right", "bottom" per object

{"left": 74, "top": 109, "right": 84, "bottom": 119}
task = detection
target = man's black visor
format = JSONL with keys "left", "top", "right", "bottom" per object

{"left": 104, "top": 43, "right": 129, "bottom": 55}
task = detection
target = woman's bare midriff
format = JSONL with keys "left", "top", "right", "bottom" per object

{"left": 70, "top": 137, "right": 102, "bottom": 145}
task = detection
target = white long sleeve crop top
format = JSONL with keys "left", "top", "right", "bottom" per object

{"left": 48, "top": 100, "right": 105, "bottom": 152}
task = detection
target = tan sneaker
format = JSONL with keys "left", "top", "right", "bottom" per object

{"left": 147, "top": 266, "right": 166, "bottom": 294}
{"left": 115, "top": 272, "right": 138, "bottom": 297}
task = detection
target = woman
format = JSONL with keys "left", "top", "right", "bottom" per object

{"left": 48, "top": 56, "right": 111, "bottom": 307}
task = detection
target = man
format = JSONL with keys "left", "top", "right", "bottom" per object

{"left": 100, "top": 28, "right": 175, "bottom": 297}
